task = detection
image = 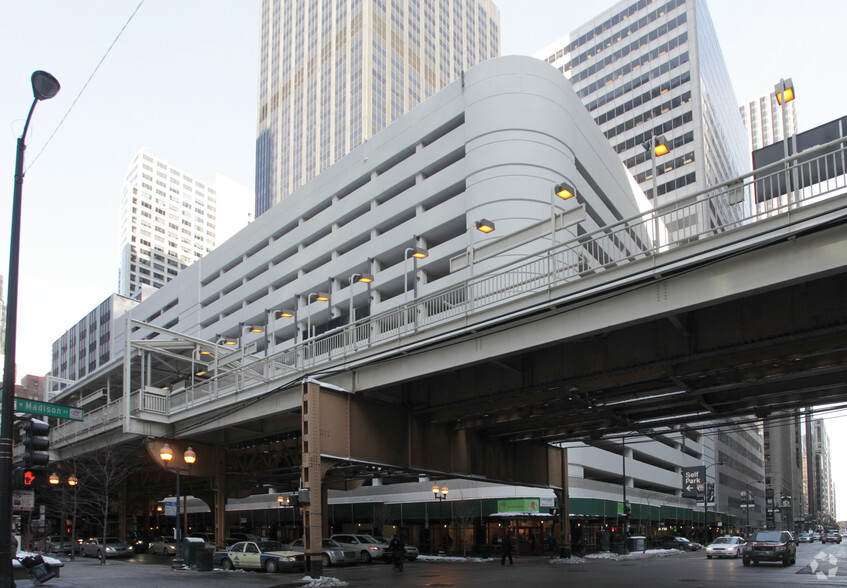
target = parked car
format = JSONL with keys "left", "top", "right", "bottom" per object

{"left": 374, "top": 536, "right": 420, "bottom": 561}
{"left": 742, "top": 531, "right": 796, "bottom": 566}
{"left": 660, "top": 536, "right": 701, "bottom": 551}
{"left": 288, "top": 538, "right": 358, "bottom": 567}
{"left": 149, "top": 536, "right": 177, "bottom": 555}
{"left": 45, "top": 535, "right": 75, "bottom": 554}
{"left": 212, "top": 540, "right": 304, "bottom": 573}
{"left": 188, "top": 533, "right": 216, "bottom": 551}
{"left": 705, "top": 536, "right": 744, "bottom": 559}
{"left": 797, "top": 532, "right": 813, "bottom": 543}
{"left": 822, "top": 531, "right": 842, "bottom": 544}
{"left": 79, "top": 537, "right": 132, "bottom": 558}
{"left": 329, "top": 533, "right": 387, "bottom": 563}
{"left": 229, "top": 532, "right": 262, "bottom": 543}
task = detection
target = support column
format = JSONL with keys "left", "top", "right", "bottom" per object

{"left": 556, "top": 448, "right": 571, "bottom": 558}
{"left": 302, "top": 380, "right": 324, "bottom": 577}
{"left": 214, "top": 467, "right": 226, "bottom": 550}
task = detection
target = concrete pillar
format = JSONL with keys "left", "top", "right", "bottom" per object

{"left": 302, "top": 380, "right": 324, "bottom": 577}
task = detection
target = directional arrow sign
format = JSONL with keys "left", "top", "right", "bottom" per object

{"left": 682, "top": 466, "right": 706, "bottom": 498}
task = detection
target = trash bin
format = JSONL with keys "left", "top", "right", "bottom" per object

{"left": 182, "top": 537, "right": 205, "bottom": 566}
{"left": 195, "top": 549, "right": 213, "bottom": 571}
{"left": 17, "top": 555, "right": 57, "bottom": 584}
{"left": 627, "top": 536, "right": 646, "bottom": 552}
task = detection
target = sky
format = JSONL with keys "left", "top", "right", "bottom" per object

{"left": 1, "top": 0, "right": 845, "bottom": 519}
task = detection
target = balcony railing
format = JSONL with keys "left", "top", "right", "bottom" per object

{"left": 53, "top": 136, "right": 847, "bottom": 440}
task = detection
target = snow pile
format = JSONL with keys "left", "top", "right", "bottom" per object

{"left": 11, "top": 551, "right": 62, "bottom": 568}
{"left": 585, "top": 548, "right": 683, "bottom": 561}
{"left": 548, "top": 555, "right": 589, "bottom": 565}
{"left": 418, "top": 554, "right": 494, "bottom": 563}
{"left": 300, "top": 576, "right": 349, "bottom": 587}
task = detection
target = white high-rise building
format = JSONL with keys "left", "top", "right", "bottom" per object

{"left": 254, "top": 0, "right": 500, "bottom": 216}
{"left": 118, "top": 150, "right": 252, "bottom": 297}
{"left": 537, "top": 0, "right": 750, "bottom": 241}
{"left": 740, "top": 90, "right": 798, "bottom": 152}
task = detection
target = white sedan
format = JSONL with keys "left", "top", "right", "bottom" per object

{"left": 705, "top": 536, "right": 745, "bottom": 559}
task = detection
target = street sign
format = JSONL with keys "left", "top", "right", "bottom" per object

{"left": 12, "top": 490, "right": 34, "bottom": 511}
{"left": 682, "top": 466, "right": 706, "bottom": 498}
{"left": 14, "top": 398, "right": 84, "bottom": 421}
{"left": 164, "top": 501, "right": 176, "bottom": 516}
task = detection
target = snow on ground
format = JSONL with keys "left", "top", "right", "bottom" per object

{"left": 418, "top": 554, "right": 496, "bottom": 563}
{"left": 584, "top": 548, "right": 684, "bottom": 561}
{"left": 300, "top": 576, "right": 349, "bottom": 587}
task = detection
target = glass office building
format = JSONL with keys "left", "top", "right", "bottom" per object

{"left": 255, "top": 0, "right": 500, "bottom": 216}
{"left": 537, "top": 0, "right": 750, "bottom": 240}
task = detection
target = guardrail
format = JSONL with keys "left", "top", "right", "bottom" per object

{"left": 55, "top": 137, "right": 847, "bottom": 435}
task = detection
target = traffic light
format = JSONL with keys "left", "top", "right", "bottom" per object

{"left": 706, "top": 482, "right": 715, "bottom": 504}
{"left": 623, "top": 503, "right": 632, "bottom": 517}
{"left": 13, "top": 467, "right": 40, "bottom": 489}
{"left": 23, "top": 419, "right": 50, "bottom": 467}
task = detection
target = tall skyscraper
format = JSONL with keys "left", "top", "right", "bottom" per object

{"left": 254, "top": 0, "right": 500, "bottom": 216}
{"left": 118, "top": 150, "right": 252, "bottom": 297}
{"left": 740, "top": 89, "right": 798, "bottom": 152}
{"left": 811, "top": 418, "right": 837, "bottom": 525}
{"left": 537, "top": 0, "right": 749, "bottom": 240}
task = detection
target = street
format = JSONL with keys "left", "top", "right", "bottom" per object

{"left": 31, "top": 542, "right": 847, "bottom": 588}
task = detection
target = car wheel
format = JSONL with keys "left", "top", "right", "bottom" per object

{"left": 222, "top": 558, "right": 234, "bottom": 571}
{"left": 707, "top": 555, "right": 712, "bottom": 559}
{"left": 407, "top": 556, "right": 417, "bottom": 561}
{"left": 97, "top": 550, "right": 102, "bottom": 559}
{"left": 265, "top": 559, "right": 279, "bottom": 573}
{"left": 360, "top": 550, "right": 372, "bottom": 564}
{"left": 742, "top": 557, "right": 750, "bottom": 567}
{"left": 791, "top": 554, "right": 796, "bottom": 564}
{"left": 322, "top": 554, "right": 330, "bottom": 567}
{"left": 782, "top": 554, "right": 790, "bottom": 566}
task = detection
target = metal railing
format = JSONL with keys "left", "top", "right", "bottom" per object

{"left": 54, "top": 137, "right": 847, "bottom": 437}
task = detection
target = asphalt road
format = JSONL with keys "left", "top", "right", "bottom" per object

{"left": 31, "top": 542, "right": 847, "bottom": 588}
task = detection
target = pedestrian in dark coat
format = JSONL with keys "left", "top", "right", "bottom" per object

{"left": 389, "top": 535, "right": 405, "bottom": 572}
{"left": 501, "top": 532, "right": 514, "bottom": 565}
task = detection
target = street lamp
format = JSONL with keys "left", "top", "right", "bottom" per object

{"left": 160, "top": 444, "right": 196, "bottom": 568}
{"left": 774, "top": 78, "right": 796, "bottom": 206}
{"left": 742, "top": 479, "right": 764, "bottom": 535}
{"left": 267, "top": 307, "right": 296, "bottom": 355}
{"left": 642, "top": 134, "right": 670, "bottom": 250}
{"left": 348, "top": 273, "right": 374, "bottom": 325}
{"left": 703, "top": 461, "right": 724, "bottom": 544}
{"left": 552, "top": 181, "right": 576, "bottom": 244}
{"left": 306, "top": 292, "right": 330, "bottom": 340}
{"left": 403, "top": 247, "right": 428, "bottom": 303}
{"left": 0, "top": 70, "right": 61, "bottom": 588}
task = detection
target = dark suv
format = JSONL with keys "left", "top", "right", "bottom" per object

{"left": 742, "top": 531, "right": 796, "bottom": 566}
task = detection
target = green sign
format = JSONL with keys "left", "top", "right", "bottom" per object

{"left": 14, "top": 399, "right": 84, "bottom": 421}
{"left": 497, "top": 499, "right": 539, "bottom": 513}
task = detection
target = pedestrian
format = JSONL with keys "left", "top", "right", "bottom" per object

{"left": 389, "top": 534, "right": 405, "bottom": 572}
{"left": 501, "top": 532, "right": 514, "bottom": 565}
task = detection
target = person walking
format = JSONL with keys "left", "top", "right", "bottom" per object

{"left": 389, "top": 535, "right": 405, "bottom": 572}
{"left": 501, "top": 531, "right": 514, "bottom": 565}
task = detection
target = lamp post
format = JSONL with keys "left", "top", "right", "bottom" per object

{"left": 160, "top": 444, "right": 196, "bottom": 568}
{"left": 0, "top": 70, "right": 61, "bottom": 588}
{"left": 703, "top": 461, "right": 724, "bottom": 544}
{"left": 432, "top": 484, "right": 448, "bottom": 554}
{"left": 774, "top": 78, "right": 796, "bottom": 207}
{"left": 347, "top": 273, "right": 374, "bottom": 324}
{"left": 306, "top": 292, "right": 330, "bottom": 340}
{"left": 552, "top": 182, "right": 576, "bottom": 244}
{"left": 642, "top": 134, "right": 670, "bottom": 250}
{"left": 403, "top": 247, "right": 428, "bottom": 303}
{"left": 742, "top": 479, "right": 764, "bottom": 536}
{"left": 267, "top": 308, "right": 295, "bottom": 356}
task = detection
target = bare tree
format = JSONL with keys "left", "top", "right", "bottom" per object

{"left": 73, "top": 440, "right": 145, "bottom": 564}
{"left": 452, "top": 500, "right": 478, "bottom": 557}
{"left": 372, "top": 503, "right": 392, "bottom": 537}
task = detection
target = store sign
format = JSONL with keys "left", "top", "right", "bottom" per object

{"left": 497, "top": 499, "right": 539, "bottom": 513}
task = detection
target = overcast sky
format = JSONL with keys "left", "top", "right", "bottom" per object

{"left": 2, "top": 0, "right": 845, "bottom": 519}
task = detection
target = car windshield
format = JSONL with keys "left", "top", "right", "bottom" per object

{"left": 754, "top": 532, "right": 784, "bottom": 542}
{"left": 676, "top": 537, "right": 690, "bottom": 542}
{"left": 358, "top": 535, "right": 378, "bottom": 543}
{"left": 257, "top": 541, "right": 286, "bottom": 552}
{"left": 323, "top": 539, "right": 341, "bottom": 548}
{"left": 711, "top": 537, "right": 734, "bottom": 544}
{"left": 105, "top": 537, "right": 121, "bottom": 544}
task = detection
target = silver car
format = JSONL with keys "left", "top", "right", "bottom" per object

{"left": 149, "top": 536, "right": 177, "bottom": 555}
{"left": 289, "top": 538, "right": 358, "bottom": 567}
{"left": 329, "top": 533, "right": 386, "bottom": 563}
{"left": 705, "top": 536, "right": 744, "bottom": 559}
{"left": 80, "top": 537, "right": 132, "bottom": 558}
